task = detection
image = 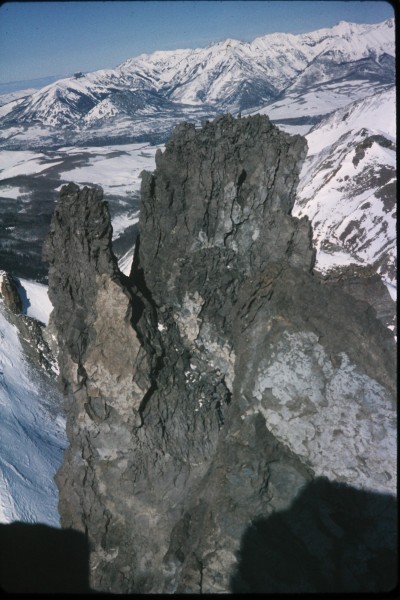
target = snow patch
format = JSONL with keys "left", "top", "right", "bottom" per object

{"left": 118, "top": 246, "right": 135, "bottom": 276}
{"left": 17, "top": 279, "right": 53, "bottom": 325}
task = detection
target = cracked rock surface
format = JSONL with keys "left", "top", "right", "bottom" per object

{"left": 45, "top": 115, "right": 396, "bottom": 593}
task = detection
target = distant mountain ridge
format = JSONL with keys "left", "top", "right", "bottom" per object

{"left": 0, "top": 18, "right": 394, "bottom": 139}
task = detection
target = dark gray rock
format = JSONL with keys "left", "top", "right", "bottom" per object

{"left": 318, "top": 263, "right": 397, "bottom": 334}
{"left": 46, "top": 115, "right": 396, "bottom": 594}
{"left": 43, "top": 183, "right": 120, "bottom": 364}
{"left": 0, "top": 271, "right": 22, "bottom": 314}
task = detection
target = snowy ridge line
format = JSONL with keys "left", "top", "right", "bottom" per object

{"left": 305, "top": 86, "right": 396, "bottom": 155}
{"left": 293, "top": 85, "right": 396, "bottom": 298}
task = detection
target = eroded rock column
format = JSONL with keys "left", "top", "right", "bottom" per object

{"left": 46, "top": 116, "right": 396, "bottom": 594}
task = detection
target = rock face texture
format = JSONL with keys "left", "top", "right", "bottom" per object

{"left": 318, "top": 264, "right": 396, "bottom": 334}
{"left": 45, "top": 115, "right": 397, "bottom": 594}
{"left": 0, "top": 271, "right": 22, "bottom": 314}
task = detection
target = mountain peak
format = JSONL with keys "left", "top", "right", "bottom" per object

{"left": 213, "top": 37, "right": 242, "bottom": 49}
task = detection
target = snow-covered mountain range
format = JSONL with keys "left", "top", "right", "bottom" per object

{"left": 0, "top": 18, "right": 394, "bottom": 146}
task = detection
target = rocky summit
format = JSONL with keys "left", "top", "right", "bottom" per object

{"left": 44, "top": 114, "right": 396, "bottom": 593}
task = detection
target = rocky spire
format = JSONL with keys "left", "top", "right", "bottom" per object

{"left": 46, "top": 115, "right": 396, "bottom": 593}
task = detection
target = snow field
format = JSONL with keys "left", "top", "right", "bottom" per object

{"left": 0, "top": 150, "right": 62, "bottom": 180}
{"left": 56, "top": 144, "right": 160, "bottom": 196}
{"left": 255, "top": 81, "right": 378, "bottom": 122}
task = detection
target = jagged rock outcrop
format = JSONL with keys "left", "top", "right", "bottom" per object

{"left": 45, "top": 115, "right": 396, "bottom": 594}
{"left": 0, "top": 271, "right": 22, "bottom": 314}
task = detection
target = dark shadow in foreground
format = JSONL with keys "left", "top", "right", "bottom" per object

{"left": 231, "top": 477, "right": 398, "bottom": 594}
{"left": 0, "top": 522, "right": 94, "bottom": 593}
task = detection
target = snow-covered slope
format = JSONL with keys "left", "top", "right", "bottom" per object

{"left": 0, "top": 299, "right": 66, "bottom": 525}
{"left": 0, "top": 88, "right": 38, "bottom": 107}
{"left": 0, "top": 18, "right": 394, "bottom": 144}
{"left": 18, "top": 278, "right": 53, "bottom": 325}
{"left": 305, "top": 86, "right": 395, "bottom": 154}
{"left": 293, "top": 86, "right": 396, "bottom": 292}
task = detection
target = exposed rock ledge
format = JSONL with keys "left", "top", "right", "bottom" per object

{"left": 44, "top": 114, "right": 396, "bottom": 594}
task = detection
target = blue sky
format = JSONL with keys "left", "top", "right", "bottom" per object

{"left": 0, "top": 0, "right": 395, "bottom": 84}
